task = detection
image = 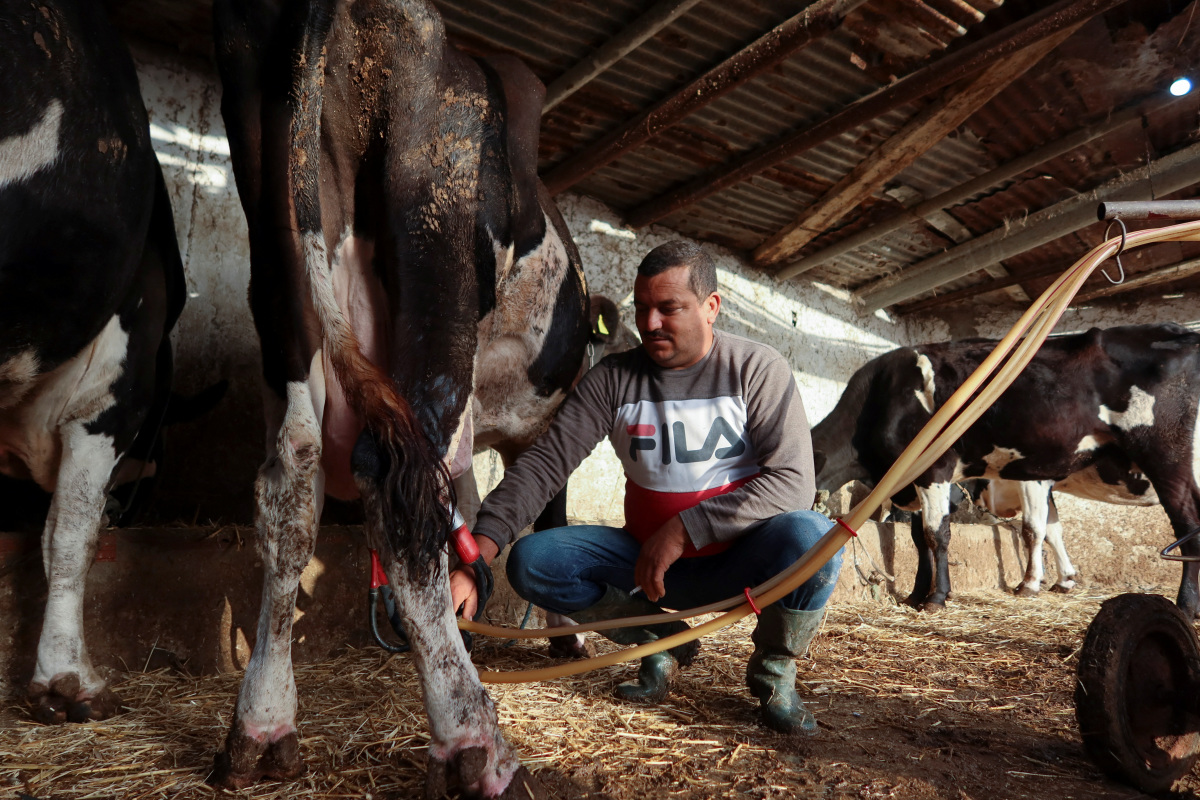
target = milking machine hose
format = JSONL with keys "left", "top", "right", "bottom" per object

{"left": 459, "top": 213, "right": 1200, "bottom": 684}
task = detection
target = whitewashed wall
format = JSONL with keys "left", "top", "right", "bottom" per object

{"left": 130, "top": 46, "right": 932, "bottom": 523}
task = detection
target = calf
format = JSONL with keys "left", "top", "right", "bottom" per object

{"left": 812, "top": 324, "right": 1200, "bottom": 615}
{"left": 980, "top": 455, "right": 1158, "bottom": 596}
{"left": 0, "top": 0, "right": 185, "bottom": 721}
{"left": 212, "top": 1, "right": 589, "bottom": 795}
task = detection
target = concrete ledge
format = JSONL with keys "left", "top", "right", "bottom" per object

{"left": 1, "top": 512, "right": 1186, "bottom": 690}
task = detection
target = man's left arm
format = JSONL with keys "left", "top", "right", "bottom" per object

{"left": 678, "top": 352, "right": 816, "bottom": 552}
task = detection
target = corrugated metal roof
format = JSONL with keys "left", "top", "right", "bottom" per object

{"left": 113, "top": 0, "right": 1200, "bottom": 314}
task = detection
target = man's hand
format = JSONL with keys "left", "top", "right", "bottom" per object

{"left": 634, "top": 515, "right": 688, "bottom": 603}
{"left": 449, "top": 534, "right": 499, "bottom": 621}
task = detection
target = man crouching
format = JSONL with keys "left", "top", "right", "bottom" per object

{"left": 451, "top": 241, "right": 843, "bottom": 734}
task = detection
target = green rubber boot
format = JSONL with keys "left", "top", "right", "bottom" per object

{"left": 746, "top": 605, "right": 825, "bottom": 734}
{"left": 569, "top": 584, "right": 699, "bottom": 703}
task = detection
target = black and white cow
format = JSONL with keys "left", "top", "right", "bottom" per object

{"left": 980, "top": 453, "right": 1159, "bottom": 596}
{"left": 212, "top": 1, "right": 591, "bottom": 795}
{"left": 0, "top": 1, "right": 186, "bottom": 722}
{"left": 812, "top": 324, "right": 1200, "bottom": 615}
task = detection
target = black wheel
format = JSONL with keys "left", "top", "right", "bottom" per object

{"left": 1075, "top": 593, "right": 1200, "bottom": 793}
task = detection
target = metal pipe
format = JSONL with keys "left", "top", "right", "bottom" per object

{"left": 1099, "top": 200, "right": 1200, "bottom": 221}
{"left": 624, "top": 0, "right": 1132, "bottom": 229}
{"left": 776, "top": 91, "right": 1182, "bottom": 281}
{"left": 542, "top": 0, "right": 705, "bottom": 114}
{"left": 541, "top": 0, "right": 869, "bottom": 195}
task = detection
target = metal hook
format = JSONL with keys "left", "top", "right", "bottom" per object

{"left": 1100, "top": 218, "right": 1127, "bottom": 284}
{"left": 1161, "top": 525, "right": 1200, "bottom": 562}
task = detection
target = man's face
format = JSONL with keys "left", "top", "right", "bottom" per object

{"left": 633, "top": 265, "right": 720, "bottom": 369}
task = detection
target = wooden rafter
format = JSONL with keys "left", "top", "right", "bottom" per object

{"left": 775, "top": 90, "right": 1182, "bottom": 281}
{"left": 752, "top": 25, "right": 1077, "bottom": 269}
{"left": 541, "top": 0, "right": 869, "bottom": 195}
{"left": 855, "top": 142, "right": 1200, "bottom": 313}
{"left": 541, "top": 0, "right": 705, "bottom": 114}
{"left": 623, "top": 0, "right": 1131, "bottom": 230}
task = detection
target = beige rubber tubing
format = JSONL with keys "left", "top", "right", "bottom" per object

{"left": 467, "top": 219, "right": 1200, "bottom": 684}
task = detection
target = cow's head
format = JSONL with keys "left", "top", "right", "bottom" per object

{"left": 588, "top": 294, "right": 640, "bottom": 363}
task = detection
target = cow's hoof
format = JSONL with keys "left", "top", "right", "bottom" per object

{"left": 547, "top": 634, "right": 595, "bottom": 660}
{"left": 919, "top": 601, "right": 946, "bottom": 613}
{"left": 1050, "top": 579, "right": 1076, "bottom": 594}
{"left": 28, "top": 676, "right": 123, "bottom": 724}
{"left": 210, "top": 728, "right": 304, "bottom": 788}
{"left": 426, "top": 749, "right": 546, "bottom": 799}
{"left": 903, "top": 593, "right": 924, "bottom": 609}
{"left": 1016, "top": 584, "right": 1040, "bottom": 598}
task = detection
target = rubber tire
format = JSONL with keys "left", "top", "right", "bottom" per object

{"left": 1075, "top": 593, "right": 1200, "bottom": 793}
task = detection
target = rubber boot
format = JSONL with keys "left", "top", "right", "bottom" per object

{"left": 746, "top": 604, "right": 824, "bottom": 734}
{"left": 569, "top": 584, "right": 699, "bottom": 703}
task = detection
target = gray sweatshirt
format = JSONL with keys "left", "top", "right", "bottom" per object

{"left": 473, "top": 330, "right": 816, "bottom": 555}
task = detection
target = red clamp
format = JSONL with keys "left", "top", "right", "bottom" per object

{"left": 835, "top": 518, "right": 858, "bottom": 537}
{"left": 744, "top": 587, "right": 762, "bottom": 616}
{"left": 451, "top": 524, "right": 479, "bottom": 564}
{"left": 369, "top": 549, "right": 389, "bottom": 589}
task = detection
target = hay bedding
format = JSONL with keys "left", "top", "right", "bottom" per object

{"left": 0, "top": 589, "right": 1188, "bottom": 799}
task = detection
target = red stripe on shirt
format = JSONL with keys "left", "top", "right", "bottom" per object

{"left": 623, "top": 474, "right": 757, "bottom": 557}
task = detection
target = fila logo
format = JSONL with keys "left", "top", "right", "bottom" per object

{"left": 627, "top": 419, "right": 746, "bottom": 464}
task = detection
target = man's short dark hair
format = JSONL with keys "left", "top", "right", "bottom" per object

{"left": 637, "top": 241, "right": 717, "bottom": 300}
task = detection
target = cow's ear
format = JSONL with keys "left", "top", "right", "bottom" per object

{"left": 589, "top": 294, "right": 620, "bottom": 343}
{"left": 812, "top": 450, "right": 827, "bottom": 476}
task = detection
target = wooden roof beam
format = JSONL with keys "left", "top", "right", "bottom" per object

{"left": 752, "top": 25, "right": 1076, "bottom": 269}
{"left": 624, "top": 0, "right": 1132, "bottom": 229}
{"left": 894, "top": 260, "right": 1073, "bottom": 315}
{"left": 1072, "top": 255, "right": 1200, "bottom": 304}
{"left": 854, "top": 141, "right": 1200, "bottom": 313}
{"left": 542, "top": 0, "right": 706, "bottom": 115}
{"left": 541, "top": 0, "right": 870, "bottom": 195}
{"left": 900, "top": 252, "right": 1200, "bottom": 315}
{"left": 774, "top": 90, "right": 1184, "bottom": 280}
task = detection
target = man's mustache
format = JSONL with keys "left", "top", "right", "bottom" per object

{"left": 643, "top": 332, "right": 672, "bottom": 341}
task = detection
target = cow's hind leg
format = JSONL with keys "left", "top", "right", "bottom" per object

{"left": 1015, "top": 481, "right": 1054, "bottom": 597}
{"left": 29, "top": 421, "right": 123, "bottom": 723}
{"left": 1043, "top": 495, "right": 1077, "bottom": 592}
{"left": 915, "top": 483, "right": 954, "bottom": 611}
{"left": 213, "top": 382, "right": 321, "bottom": 787}
{"left": 903, "top": 511, "right": 933, "bottom": 608}
{"left": 374, "top": 543, "right": 543, "bottom": 799}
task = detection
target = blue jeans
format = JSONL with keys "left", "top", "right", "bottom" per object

{"left": 506, "top": 510, "right": 842, "bottom": 614}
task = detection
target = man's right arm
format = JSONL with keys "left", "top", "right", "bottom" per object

{"left": 471, "top": 362, "right": 618, "bottom": 557}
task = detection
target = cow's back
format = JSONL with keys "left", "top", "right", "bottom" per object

{"left": 0, "top": 1, "right": 158, "bottom": 373}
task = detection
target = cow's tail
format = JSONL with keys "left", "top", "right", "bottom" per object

{"left": 287, "top": 1, "right": 451, "bottom": 576}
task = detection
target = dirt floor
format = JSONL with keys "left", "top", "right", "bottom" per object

{"left": 1, "top": 587, "right": 1193, "bottom": 800}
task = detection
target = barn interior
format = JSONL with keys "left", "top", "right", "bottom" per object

{"left": 3, "top": 1, "right": 1200, "bottom": 796}
{"left": 56, "top": 0, "right": 1197, "bottom": 525}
